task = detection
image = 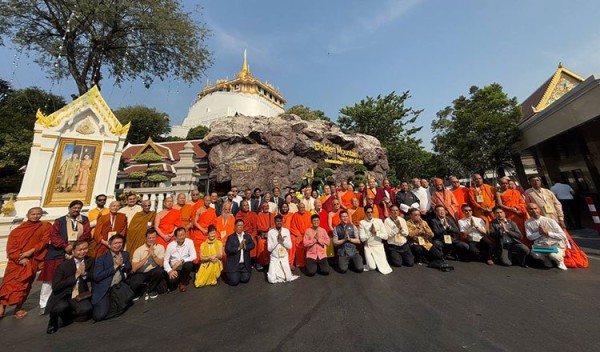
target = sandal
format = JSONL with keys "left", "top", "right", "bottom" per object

{"left": 14, "top": 310, "right": 28, "bottom": 320}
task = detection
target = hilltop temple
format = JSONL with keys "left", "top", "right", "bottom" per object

{"left": 171, "top": 51, "right": 286, "bottom": 137}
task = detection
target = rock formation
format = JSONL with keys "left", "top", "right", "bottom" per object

{"left": 200, "top": 114, "right": 388, "bottom": 191}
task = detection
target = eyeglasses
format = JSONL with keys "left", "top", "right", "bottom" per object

{"left": 227, "top": 194, "right": 233, "bottom": 197}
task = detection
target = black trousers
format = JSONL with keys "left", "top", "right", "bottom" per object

{"left": 305, "top": 258, "right": 330, "bottom": 276}
{"left": 410, "top": 244, "right": 443, "bottom": 263}
{"left": 49, "top": 296, "right": 92, "bottom": 326}
{"left": 92, "top": 293, "right": 110, "bottom": 322}
{"left": 226, "top": 263, "right": 251, "bottom": 286}
{"left": 388, "top": 243, "right": 414, "bottom": 267}
{"left": 129, "top": 267, "right": 164, "bottom": 296}
{"left": 167, "top": 261, "right": 194, "bottom": 290}
{"left": 338, "top": 254, "right": 364, "bottom": 273}
{"left": 433, "top": 239, "right": 469, "bottom": 260}
{"left": 496, "top": 243, "right": 530, "bottom": 266}
{"left": 468, "top": 237, "right": 493, "bottom": 261}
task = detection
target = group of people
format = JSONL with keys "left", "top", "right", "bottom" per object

{"left": 0, "top": 174, "right": 588, "bottom": 334}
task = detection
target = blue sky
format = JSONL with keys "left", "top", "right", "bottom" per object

{"left": 1, "top": 0, "right": 600, "bottom": 149}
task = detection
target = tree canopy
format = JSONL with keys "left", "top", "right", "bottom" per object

{"left": 338, "top": 91, "right": 427, "bottom": 181}
{"left": 0, "top": 84, "right": 66, "bottom": 193}
{"left": 186, "top": 125, "right": 210, "bottom": 140}
{"left": 285, "top": 105, "right": 331, "bottom": 122}
{"left": 0, "top": 0, "right": 212, "bottom": 96}
{"left": 431, "top": 83, "right": 522, "bottom": 175}
{"left": 114, "top": 105, "right": 170, "bottom": 144}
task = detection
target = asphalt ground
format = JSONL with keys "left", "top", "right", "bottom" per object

{"left": 1, "top": 231, "right": 599, "bottom": 352}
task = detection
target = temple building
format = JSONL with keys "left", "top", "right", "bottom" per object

{"left": 513, "top": 63, "right": 600, "bottom": 199}
{"left": 171, "top": 50, "right": 286, "bottom": 137}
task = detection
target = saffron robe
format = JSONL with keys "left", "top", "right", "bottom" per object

{"left": 0, "top": 221, "right": 50, "bottom": 306}
{"left": 499, "top": 189, "right": 530, "bottom": 246}
{"left": 126, "top": 210, "right": 156, "bottom": 252}
{"left": 289, "top": 211, "right": 312, "bottom": 267}
{"left": 192, "top": 207, "right": 217, "bottom": 263}
{"left": 365, "top": 187, "right": 386, "bottom": 220}
{"left": 430, "top": 189, "right": 459, "bottom": 221}
{"left": 451, "top": 187, "right": 470, "bottom": 219}
{"left": 88, "top": 207, "right": 109, "bottom": 238}
{"left": 216, "top": 213, "right": 235, "bottom": 264}
{"left": 178, "top": 204, "right": 194, "bottom": 232}
{"left": 468, "top": 184, "right": 497, "bottom": 226}
{"left": 156, "top": 209, "right": 181, "bottom": 248}
{"left": 340, "top": 191, "right": 355, "bottom": 209}
{"left": 256, "top": 212, "right": 276, "bottom": 265}
{"left": 351, "top": 207, "right": 365, "bottom": 227}
{"left": 91, "top": 213, "right": 128, "bottom": 258}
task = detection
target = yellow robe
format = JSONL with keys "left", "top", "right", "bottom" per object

{"left": 194, "top": 239, "right": 223, "bottom": 287}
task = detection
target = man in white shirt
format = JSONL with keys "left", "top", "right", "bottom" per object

{"left": 411, "top": 178, "right": 430, "bottom": 216}
{"left": 550, "top": 181, "right": 581, "bottom": 229}
{"left": 359, "top": 205, "right": 392, "bottom": 274}
{"left": 118, "top": 193, "right": 142, "bottom": 225}
{"left": 525, "top": 203, "right": 568, "bottom": 270}
{"left": 164, "top": 227, "right": 197, "bottom": 292}
{"left": 266, "top": 215, "right": 299, "bottom": 283}
{"left": 458, "top": 204, "right": 494, "bottom": 265}
{"left": 384, "top": 205, "right": 414, "bottom": 267}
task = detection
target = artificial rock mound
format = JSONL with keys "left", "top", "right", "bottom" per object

{"left": 200, "top": 114, "right": 388, "bottom": 191}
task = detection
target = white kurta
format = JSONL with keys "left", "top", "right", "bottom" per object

{"left": 266, "top": 228, "right": 299, "bottom": 283}
{"left": 359, "top": 218, "right": 392, "bottom": 275}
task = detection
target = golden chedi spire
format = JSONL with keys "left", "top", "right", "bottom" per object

{"left": 237, "top": 49, "right": 253, "bottom": 80}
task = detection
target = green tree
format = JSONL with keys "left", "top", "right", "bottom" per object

{"left": 0, "top": 0, "right": 212, "bottom": 95}
{"left": 186, "top": 125, "right": 209, "bottom": 139}
{"left": 431, "top": 83, "right": 522, "bottom": 175}
{"left": 114, "top": 106, "right": 170, "bottom": 144}
{"left": 285, "top": 105, "right": 331, "bottom": 122}
{"left": 338, "top": 91, "right": 426, "bottom": 181}
{"left": 0, "top": 86, "right": 66, "bottom": 193}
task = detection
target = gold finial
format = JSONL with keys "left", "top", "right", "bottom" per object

{"left": 238, "top": 49, "right": 252, "bottom": 79}
{"left": 558, "top": 62, "right": 563, "bottom": 68}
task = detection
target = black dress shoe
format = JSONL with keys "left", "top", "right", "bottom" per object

{"left": 47, "top": 323, "right": 58, "bottom": 334}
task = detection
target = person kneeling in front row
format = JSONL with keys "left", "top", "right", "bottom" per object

{"left": 225, "top": 219, "right": 255, "bottom": 286}
{"left": 303, "top": 214, "right": 330, "bottom": 276}
{"left": 164, "top": 227, "right": 196, "bottom": 292}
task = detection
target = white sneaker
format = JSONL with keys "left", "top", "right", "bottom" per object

{"left": 363, "top": 267, "right": 369, "bottom": 272}
{"left": 557, "top": 261, "right": 568, "bottom": 271}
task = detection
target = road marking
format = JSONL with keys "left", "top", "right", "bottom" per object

{"left": 587, "top": 255, "right": 600, "bottom": 261}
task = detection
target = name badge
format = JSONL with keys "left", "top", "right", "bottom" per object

{"left": 220, "top": 230, "right": 227, "bottom": 239}
{"left": 67, "top": 232, "right": 78, "bottom": 242}
{"left": 444, "top": 235, "right": 452, "bottom": 244}
{"left": 423, "top": 242, "right": 433, "bottom": 251}
{"left": 278, "top": 247, "right": 287, "bottom": 256}
{"left": 108, "top": 231, "right": 117, "bottom": 239}
{"left": 543, "top": 204, "right": 554, "bottom": 213}
{"left": 417, "top": 237, "right": 426, "bottom": 246}
{"left": 472, "top": 234, "right": 482, "bottom": 243}
{"left": 476, "top": 195, "right": 484, "bottom": 203}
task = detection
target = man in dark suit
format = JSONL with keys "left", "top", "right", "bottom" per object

{"left": 92, "top": 234, "right": 132, "bottom": 321}
{"left": 250, "top": 188, "right": 263, "bottom": 213}
{"left": 46, "top": 240, "right": 94, "bottom": 334}
{"left": 429, "top": 205, "right": 469, "bottom": 260}
{"left": 225, "top": 219, "right": 255, "bottom": 286}
{"left": 490, "top": 207, "right": 530, "bottom": 266}
{"left": 272, "top": 187, "right": 285, "bottom": 212}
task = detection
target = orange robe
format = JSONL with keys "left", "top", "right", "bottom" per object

{"left": 451, "top": 187, "right": 470, "bottom": 220}
{"left": 216, "top": 214, "right": 235, "bottom": 264}
{"left": 340, "top": 191, "right": 355, "bottom": 209}
{"left": 157, "top": 209, "right": 182, "bottom": 248}
{"left": 192, "top": 208, "right": 217, "bottom": 263}
{"left": 256, "top": 212, "right": 276, "bottom": 265}
{"left": 0, "top": 221, "right": 50, "bottom": 306}
{"left": 126, "top": 210, "right": 156, "bottom": 252}
{"left": 430, "top": 189, "right": 459, "bottom": 221}
{"left": 190, "top": 200, "right": 204, "bottom": 217}
{"left": 468, "top": 184, "right": 497, "bottom": 226}
{"left": 236, "top": 210, "right": 258, "bottom": 257}
{"left": 499, "top": 189, "right": 530, "bottom": 246}
{"left": 91, "top": 213, "right": 128, "bottom": 258}
{"left": 88, "top": 207, "right": 109, "bottom": 239}
{"left": 289, "top": 211, "right": 312, "bottom": 267}
{"left": 178, "top": 204, "right": 194, "bottom": 233}
{"left": 329, "top": 210, "right": 342, "bottom": 230}
{"left": 351, "top": 207, "right": 365, "bottom": 227}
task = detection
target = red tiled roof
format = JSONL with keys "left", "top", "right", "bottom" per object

{"left": 122, "top": 139, "right": 207, "bottom": 162}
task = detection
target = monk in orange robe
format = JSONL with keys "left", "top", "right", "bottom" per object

{"left": 91, "top": 201, "right": 128, "bottom": 258}
{"left": 450, "top": 176, "right": 470, "bottom": 219}
{"left": 125, "top": 199, "right": 155, "bottom": 252}
{"left": 154, "top": 197, "right": 182, "bottom": 248}
{"left": 350, "top": 197, "right": 365, "bottom": 226}
{"left": 328, "top": 201, "right": 342, "bottom": 233}
{"left": 339, "top": 182, "right": 355, "bottom": 210}
{"left": 430, "top": 178, "right": 459, "bottom": 221}
{"left": 256, "top": 202, "right": 276, "bottom": 266}
{"left": 235, "top": 200, "right": 258, "bottom": 257}
{"left": 216, "top": 201, "right": 235, "bottom": 264}
{"left": 318, "top": 185, "right": 333, "bottom": 205}
{"left": 289, "top": 203, "right": 312, "bottom": 268}
{"left": 0, "top": 207, "right": 50, "bottom": 319}
{"left": 468, "top": 173, "right": 497, "bottom": 226}
{"left": 189, "top": 190, "right": 204, "bottom": 217}
{"left": 174, "top": 193, "right": 194, "bottom": 234}
{"left": 87, "top": 194, "right": 109, "bottom": 239}
{"left": 496, "top": 177, "right": 530, "bottom": 246}
{"left": 191, "top": 195, "right": 217, "bottom": 262}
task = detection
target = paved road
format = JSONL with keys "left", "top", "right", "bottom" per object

{"left": 1, "top": 231, "right": 599, "bottom": 352}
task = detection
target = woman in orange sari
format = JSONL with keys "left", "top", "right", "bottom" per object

{"left": 496, "top": 177, "right": 530, "bottom": 247}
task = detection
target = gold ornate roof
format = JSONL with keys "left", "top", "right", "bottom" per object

{"left": 198, "top": 50, "right": 286, "bottom": 109}
{"left": 532, "top": 63, "right": 584, "bottom": 113}
{"left": 133, "top": 137, "right": 168, "bottom": 158}
{"left": 35, "top": 85, "right": 130, "bottom": 136}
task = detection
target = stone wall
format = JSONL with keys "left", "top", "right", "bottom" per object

{"left": 200, "top": 114, "right": 388, "bottom": 191}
